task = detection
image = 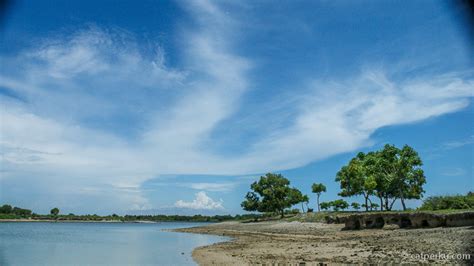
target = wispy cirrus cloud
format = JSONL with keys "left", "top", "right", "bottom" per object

{"left": 440, "top": 167, "right": 467, "bottom": 177}
{"left": 179, "top": 182, "right": 237, "bottom": 192}
{"left": 442, "top": 135, "right": 474, "bottom": 149}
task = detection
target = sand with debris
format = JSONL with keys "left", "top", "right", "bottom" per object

{"left": 176, "top": 221, "right": 473, "bottom": 265}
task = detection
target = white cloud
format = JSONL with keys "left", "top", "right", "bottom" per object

{"left": 174, "top": 191, "right": 224, "bottom": 210}
{"left": 0, "top": 0, "right": 473, "bottom": 213}
{"left": 440, "top": 167, "right": 467, "bottom": 177}
{"left": 442, "top": 135, "right": 474, "bottom": 149}
{"left": 180, "top": 182, "right": 237, "bottom": 192}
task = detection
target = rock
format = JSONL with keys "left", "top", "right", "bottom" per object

{"left": 445, "top": 212, "right": 474, "bottom": 227}
{"left": 343, "top": 211, "right": 474, "bottom": 230}
{"left": 325, "top": 215, "right": 337, "bottom": 224}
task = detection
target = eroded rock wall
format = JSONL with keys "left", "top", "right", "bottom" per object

{"left": 343, "top": 211, "right": 474, "bottom": 230}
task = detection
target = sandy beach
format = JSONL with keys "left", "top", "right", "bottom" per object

{"left": 176, "top": 221, "right": 473, "bottom": 265}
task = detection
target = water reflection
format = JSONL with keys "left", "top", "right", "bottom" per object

{"left": 0, "top": 222, "right": 228, "bottom": 265}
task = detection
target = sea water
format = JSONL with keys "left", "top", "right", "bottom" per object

{"left": 0, "top": 222, "right": 228, "bottom": 265}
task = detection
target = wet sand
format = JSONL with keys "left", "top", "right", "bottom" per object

{"left": 176, "top": 221, "right": 473, "bottom": 265}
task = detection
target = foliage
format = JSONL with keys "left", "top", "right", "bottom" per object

{"left": 0, "top": 204, "right": 32, "bottom": 217}
{"left": 361, "top": 202, "right": 380, "bottom": 211}
{"left": 0, "top": 203, "right": 264, "bottom": 222}
{"left": 335, "top": 152, "right": 376, "bottom": 211}
{"left": 241, "top": 173, "right": 306, "bottom": 217}
{"left": 419, "top": 192, "right": 474, "bottom": 211}
{"left": 375, "top": 144, "right": 426, "bottom": 210}
{"left": 351, "top": 202, "right": 360, "bottom": 210}
{"left": 336, "top": 144, "right": 426, "bottom": 211}
{"left": 0, "top": 204, "right": 13, "bottom": 214}
{"left": 318, "top": 199, "right": 349, "bottom": 211}
{"left": 285, "top": 209, "right": 300, "bottom": 215}
{"left": 319, "top": 201, "right": 331, "bottom": 211}
{"left": 331, "top": 199, "right": 349, "bottom": 211}
{"left": 311, "top": 182, "right": 326, "bottom": 212}
{"left": 50, "top": 208, "right": 60, "bottom": 216}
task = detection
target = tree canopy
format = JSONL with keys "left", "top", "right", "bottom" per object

{"left": 335, "top": 144, "right": 426, "bottom": 211}
{"left": 241, "top": 173, "right": 306, "bottom": 217}
{"left": 50, "top": 208, "right": 60, "bottom": 216}
{"left": 311, "top": 183, "right": 326, "bottom": 212}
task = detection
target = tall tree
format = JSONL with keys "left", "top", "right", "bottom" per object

{"left": 300, "top": 194, "right": 309, "bottom": 213}
{"left": 376, "top": 144, "right": 426, "bottom": 210}
{"left": 394, "top": 145, "right": 426, "bottom": 210}
{"left": 241, "top": 173, "right": 305, "bottom": 217}
{"left": 311, "top": 183, "right": 326, "bottom": 212}
{"left": 337, "top": 144, "right": 427, "bottom": 212}
{"left": 335, "top": 153, "right": 375, "bottom": 211}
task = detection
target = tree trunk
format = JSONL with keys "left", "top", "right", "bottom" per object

{"left": 364, "top": 194, "right": 369, "bottom": 212}
{"left": 379, "top": 196, "right": 384, "bottom": 211}
{"left": 389, "top": 198, "right": 397, "bottom": 211}
{"left": 400, "top": 197, "right": 406, "bottom": 211}
{"left": 280, "top": 209, "right": 284, "bottom": 218}
{"left": 384, "top": 197, "right": 390, "bottom": 211}
{"left": 367, "top": 197, "right": 373, "bottom": 211}
{"left": 301, "top": 202, "right": 305, "bottom": 213}
{"left": 317, "top": 194, "right": 321, "bottom": 212}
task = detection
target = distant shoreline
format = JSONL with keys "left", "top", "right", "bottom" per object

{"left": 0, "top": 219, "right": 157, "bottom": 223}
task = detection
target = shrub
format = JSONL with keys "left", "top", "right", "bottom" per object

{"left": 419, "top": 192, "right": 474, "bottom": 210}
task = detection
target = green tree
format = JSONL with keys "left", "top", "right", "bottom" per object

{"left": 241, "top": 173, "right": 305, "bottom": 218}
{"left": 12, "top": 207, "right": 32, "bottom": 216}
{"left": 376, "top": 144, "right": 426, "bottom": 210}
{"left": 50, "top": 208, "right": 60, "bottom": 216}
{"left": 332, "top": 199, "right": 349, "bottom": 211}
{"left": 351, "top": 202, "right": 361, "bottom": 211}
{"left": 311, "top": 183, "right": 326, "bottom": 212}
{"left": 319, "top": 201, "right": 331, "bottom": 211}
{"left": 335, "top": 153, "right": 375, "bottom": 211}
{"left": 300, "top": 194, "right": 310, "bottom": 213}
{"left": 370, "top": 202, "right": 379, "bottom": 211}
{"left": 337, "top": 144, "right": 426, "bottom": 212}
{"left": 0, "top": 204, "right": 13, "bottom": 214}
{"left": 396, "top": 145, "right": 426, "bottom": 210}
{"left": 288, "top": 188, "right": 309, "bottom": 213}
{"left": 362, "top": 202, "right": 379, "bottom": 211}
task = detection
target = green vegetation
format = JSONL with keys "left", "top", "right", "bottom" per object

{"left": 50, "top": 208, "right": 60, "bottom": 216}
{"left": 311, "top": 183, "right": 326, "bottom": 212}
{"left": 241, "top": 173, "right": 307, "bottom": 217}
{"left": 336, "top": 144, "right": 426, "bottom": 211}
{"left": 351, "top": 202, "right": 361, "bottom": 210}
{"left": 0, "top": 204, "right": 32, "bottom": 219}
{"left": 319, "top": 199, "right": 349, "bottom": 211}
{"left": 419, "top": 192, "right": 474, "bottom": 211}
{"left": 0, "top": 203, "right": 263, "bottom": 222}
{"left": 239, "top": 144, "right": 471, "bottom": 216}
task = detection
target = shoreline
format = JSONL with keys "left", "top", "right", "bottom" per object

{"left": 0, "top": 219, "right": 162, "bottom": 223}
{"left": 175, "top": 221, "right": 473, "bottom": 265}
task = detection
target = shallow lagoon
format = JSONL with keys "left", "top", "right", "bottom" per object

{"left": 0, "top": 222, "right": 228, "bottom": 265}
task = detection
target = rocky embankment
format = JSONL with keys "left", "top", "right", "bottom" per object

{"left": 343, "top": 211, "right": 474, "bottom": 230}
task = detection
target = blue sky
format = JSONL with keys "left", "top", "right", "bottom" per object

{"left": 0, "top": 0, "right": 472, "bottom": 215}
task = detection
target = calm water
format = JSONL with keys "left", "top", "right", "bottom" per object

{"left": 0, "top": 222, "right": 228, "bottom": 266}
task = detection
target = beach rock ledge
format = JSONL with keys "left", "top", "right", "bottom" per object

{"left": 344, "top": 211, "right": 474, "bottom": 230}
